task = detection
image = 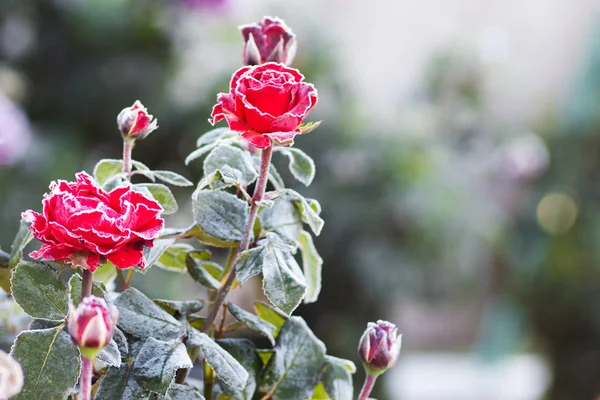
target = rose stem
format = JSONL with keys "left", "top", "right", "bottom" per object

{"left": 79, "top": 270, "right": 94, "bottom": 400}
{"left": 358, "top": 375, "right": 378, "bottom": 400}
{"left": 201, "top": 144, "right": 273, "bottom": 334}
{"left": 203, "top": 361, "right": 215, "bottom": 400}
{"left": 116, "top": 137, "right": 136, "bottom": 289}
{"left": 124, "top": 269, "right": 134, "bottom": 289}
{"left": 80, "top": 357, "right": 93, "bottom": 400}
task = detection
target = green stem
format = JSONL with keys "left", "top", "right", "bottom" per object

{"left": 358, "top": 374, "right": 377, "bottom": 400}
{"left": 201, "top": 145, "right": 273, "bottom": 334}
{"left": 204, "top": 361, "right": 215, "bottom": 400}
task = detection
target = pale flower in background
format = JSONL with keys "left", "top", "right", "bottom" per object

{"left": 0, "top": 350, "right": 23, "bottom": 399}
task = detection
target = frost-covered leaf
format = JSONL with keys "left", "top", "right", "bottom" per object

{"left": 227, "top": 303, "right": 276, "bottom": 346}
{"left": 260, "top": 198, "right": 303, "bottom": 243}
{"left": 325, "top": 355, "right": 357, "bottom": 373}
{"left": 236, "top": 246, "right": 266, "bottom": 284}
{"left": 152, "top": 170, "right": 193, "bottom": 187}
{"left": 261, "top": 317, "right": 326, "bottom": 399}
{"left": 162, "top": 383, "right": 205, "bottom": 400}
{"left": 143, "top": 238, "right": 177, "bottom": 270}
{"left": 254, "top": 301, "right": 287, "bottom": 337}
{"left": 186, "top": 128, "right": 236, "bottom": 165}
{"left": 320, "top": 357, "right": 353, "bottom": 400}
{"left": 154, "top": 299, "right": 204, "bottom": 317}
{"left": 11, "top": 262, "right": 68, "bottom": 320}
{"left": 10, "top": 327, "right": 81, "bottom": 400}
{"left": 132, "top": 338, "right": 193, "bottom": 395}
{"left": 269, "top": 164, "right": 285, "bottom": 191}
{"left": 284, "top": 190, "right": 324, "bottom": 236}
{"left": 186, "top": 255, "right": 222, "bottom": 289}
{"left": 94, "top": 159, "right": 123, "bottom": 186}
{"left": 216, "top": 339, "right": 262, "bottom": 400}
{"left": 195, "top": 331, "right": 249, "bottom": 391}
{"left": 193, "top": 190, "right": 248, "bottom": 243}
{"left": 136, "top": 183, "right": 178, "bottom": 214}
{"left": 29, "top": 319, "right": 61, "bottom": 330}
{"left": 114, "top": 288, "right": 182, "bottom": 341}
{"left": 9, "top": 218, "right": 32, "bottom": 269}
{"left": 261, "top": 244, "right": 306, "bottom": 316}
{"left": 204, "top": 145, "right": 257, "bottom": 189}
{"left": 279, "top": 148, "right": 316, "bottom": 186}
{"left": 68, "top": 273, "right": 107, "bottom": 306}
{"left": 298, "top": 231, "right": 322, "bottom": 304}
{"left": 97, "top": 338, "right": 121, "bottom": 368}
{"left": 155, "top": 243, "right": 194, "bottom": 273}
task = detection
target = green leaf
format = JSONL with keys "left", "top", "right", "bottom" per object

{"left": 193, "top": 190, "right": 248, "bottom": 243}
{"left": 136, "top": 183, "right": 178, "bottom": 215}
{"left": 203, "top": 145, "right": 257, "bottom": 189}
{"left": 261, "top": 317, "right": 326, "bottom": 399}
{"left": 144, "top": 238, "right": 177, "bottom": 270}
{"left": 114, "top": 288, "right": 182, "bottom": 341}
{"left": 97, "top": 338, "right": 122, "bottom": 368}
{"left": 260, "top": 198, "right": 303, "bottom": 243}
{"left": 254, "top": 301, "right": 287, "bottom": 337}
{"left": 312, "top": 382, "right": 330, "bottom": 400}
{"left": 154, "top": 299, "right": 204, "bottom": 317}
{"left": 9, "top": 218, "right": 33, "bottom": 269}
{"left": 132, "top": 338, "right": 193, "bottom": 395}
{"left": 257, "top": 349, "right": 275, "bottom": 366}
{"left": 253, "top": 216, "right": 263, "bottom": 241}
{"left": 94, "top": 262, "right": 118, "bottom": 284}
{"left": 68, "top": 273, "right": 107, "bottom": 306}
{"left": 284, "top": 190, "right": 324, "bottom": 236}
{"left": 320, "top": 357, "right": 353, "bottom": 400}
{"left": 195, "top": 330, "right": 249, "bottom": 391}
{"left": 216, "top": 339, "right": 262, "bottom": 400}
{"left": 298, "top": 231, "right": 323, "bottom": 304}
{"left": 325, "top": 355, "right": 357, "bottom": 373}
{"left": 279, "top": 148, "right": 316, "bottom": 186}
{"left": 93, "top": 159, "right": 123, "bottom": 186}
{"left": 155, "top": 243, "right": 194, "bottom": 273}
{"left": 235, "top": 246, "right": 266, "bottom": 284}
{"left": 186, "top": 255, "right": 222, "bottom": 289}
{"left": 186, "top": 128, "right": 237, "bottom": 166}
{"left": 151, "top": 170, "right": 193, "bottom": 187}
{"left": 11, "top": 327, "right": 81, "bottom": 400}
{"left": 269, "top": 164, "right": 286, "bottom": 191}
{"left": 163, "top": 383, "right": 205, "bottom": 400}
{"left": 227, "top": 303, "right": 276, "bottom": 346}
{"left": 29, "top": 319, "right": 62, "bottom": 330}
{"left": 11, "top": 262, "right": 69, "bottom": 320}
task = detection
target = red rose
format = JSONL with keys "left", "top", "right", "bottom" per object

{"left": 240, "top": 16, "right": 296, "bottom": 65}
{"left": 210, "top": 63, "right": 318, "bottom": 149}
{"left": 22, "top": 172, "right": 164, "bottom": 272}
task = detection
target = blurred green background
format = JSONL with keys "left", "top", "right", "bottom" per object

{"left": 2, "top": 1, "right": 600, "bottom": 399}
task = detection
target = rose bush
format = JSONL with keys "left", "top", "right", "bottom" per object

{"left": 22, "top": 172, "right": 164, "bottom": 271}
{"left": 210, "top": 62, "right": 318, "bottom": 149}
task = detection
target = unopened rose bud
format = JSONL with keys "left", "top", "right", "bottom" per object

{"left": 116, "top": 100, "right": 158, "bottom": 139}
{"left": 358, "top": 320, "right": 402, "bottom": 376}
{"left": 240, "top": 17, "right": 296, "bottom": 65}
{"left": 68, "top": 296, "right": 118, "bottom": 359}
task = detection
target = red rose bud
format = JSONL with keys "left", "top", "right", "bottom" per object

{"left": 117, "top": 100, "right": 158, "bottom": 139}
{"left": 210, "top": 63, "right": 317, "bottom": 149}
{"left": 22, "top": 172, "right": 164, "bottom": 272}
{"left": 68, "top": 296, "right": 118, "bottom": 359}
{"left": 358, "top": 320, "right": 402, "bottom": 376}
{"left": 240, "top": 17, "right": 297, "bottom": 65}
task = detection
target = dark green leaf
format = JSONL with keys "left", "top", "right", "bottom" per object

{"left": 114, "top": 288, "right": 182, "bottom": 341}
{"left": 11, "top": 327, "right": 81, "bottom": 400}
{"left": 254, "top": 301, "right": 287, "bottom": 337}
{"left": 227, "top": 303, "right": 276, "bottom": 346}
{"left": 261, "top": 317, "right": 326, "bottom": 399}
{"left": 216, "top": 339, "right": 262, "bottom": 400}
{"left": 154, "top": 299, "right": 204, "bottom": 317}
{"left": 279, "top": 148, "right": 316, "bottom": 186}
{"left": 97, "top": 338, "right": 121, "bottom": 368}
{"left": 204, "top": 145, "right": 258, "bottom": 189}
{"left": 163, "top": 383, "right": 205, "bottom": 400}
{"left": 132, "top": 338, "right": 193, "bottom": 395}
{"left": 152, "top": 170, "right": 193, "bottom": 187}
{"left": 11, "top": 262, "right": 69, "bottom": 320}
{"left": 68, "top": 273, "right": 107, "bottom": 306}
{"left": 298, "top": 231, "right": 323, "bottom": 304}
{"left": 136, "top": 183, "right": 178, "bottom": 214}
{"left": 321, "top": 357, "right": 353, "bottom": 400}
{"left": 144, "top": 238, "right": 177, "bottom": 270}
{"left": 9, "top": 218, "right": 33, "bottom": 269}
{"left": 29, "top": 319, "right": 60, "bottom": 330}
{"left": 193, "top": 190, "right": 248, "bottom": 243}
{"left": 195, "top": 331, "right": 249, "bottom": 391}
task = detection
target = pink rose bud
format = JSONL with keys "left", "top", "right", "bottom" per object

{"left": 68, "top": 296, "right": 118, "bottom": 359}
{"left": 358, "top": 320, "right": 402, "bottom": 376}
{"left": 240, "top": 17, "right": 297, "bottom": 65}
{"left": 116, "top": 100, "right": 158, "bottom": 139}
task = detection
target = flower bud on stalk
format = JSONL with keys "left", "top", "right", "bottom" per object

{"left": 116, "top": 100, "right": 158, "bottom": 140}
{"left": 68, "top": 296, "right": 118, "bottom": 359}
{"left": 358, "top": 320, "right": 402, "bottom": 376}
{"left": 240, "top": 17, "right": 297, "bottom": 65}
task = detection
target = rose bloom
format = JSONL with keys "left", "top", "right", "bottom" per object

{"left": 210, "top": 62, "right": 317, "bottom": 149}
{"left": 22, "top": 172, "right": 164, "bottom": 271}
{"left": 240, "top": 16, "right": 296, "bottom": 65}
